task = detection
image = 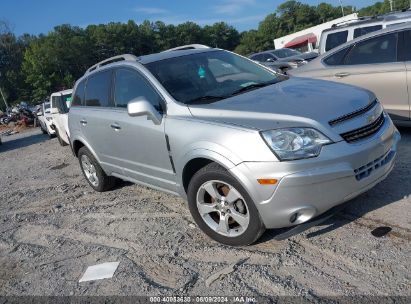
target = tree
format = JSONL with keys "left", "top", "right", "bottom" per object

{"left": 203, "top": 22, "right": 240, "bottom": 50}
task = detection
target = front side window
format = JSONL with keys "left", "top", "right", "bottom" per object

{"left": 144, "top": 50, "right": 281, "bottom": 105}
{"left": 325, "top": 31, "right": 348, "bottom": 52}
{"left": 353, "top": 25, "right": 383, "bottom": 39}
{"left": 324, "top": 47, "right": 350, "bottom": 66}
{"left": 344, "top": 33, "right": 398, "bottom": 65}
{"left": 72, "top": 80, "right": 85, "bottom": 106}
{"left": 113, "top": 68, "right": 163, "bottom": 111}
{"left": 85, "top": 70, "right": 112, "bottom": 107}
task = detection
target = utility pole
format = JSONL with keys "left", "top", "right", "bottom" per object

{"left": 389, "top": 0, "right": 394, "bottom": 12}
{"left": 0, "top": 72, "right": 9, "bottom": 110}
{"left": 339, "top": 0, "right": 345, "bottom": 16}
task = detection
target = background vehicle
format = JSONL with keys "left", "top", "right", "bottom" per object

{"left": 290, "top": 23, "right": 411, "bottom": 124}
{"left": 319, "top": 10, "right": 411, "bottom": 54}
{"left": 69, "top": 50, "right": 399, "bottom": 246}
{"left": 50, "top": 89, "right": 73, "bottom": 146}
{"left": 249, "top": 48, "right": 318, "bottom": 73}
{"left": 37, "top": 102, "right": 55, "bottom": 137}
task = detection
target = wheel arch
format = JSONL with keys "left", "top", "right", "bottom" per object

{"left": 71, "top": 137, "right": 100, "bottom": 163}
{"left": 180, "top": 149, "right": 237, "bottom": 195}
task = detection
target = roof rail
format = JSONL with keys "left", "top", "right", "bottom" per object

{"left": 85, "top": 54, "right": 138, "bottom": 75}
{"left": 162, "top": 44, "right": 211, "bottom": 52}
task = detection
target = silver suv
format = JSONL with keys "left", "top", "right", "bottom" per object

{"left": 69, "top": 49, "right": 400, "bottom": 246}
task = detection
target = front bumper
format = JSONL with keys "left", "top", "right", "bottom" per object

{"left": 230, "top": 117, "right": 400, "bottom": 229}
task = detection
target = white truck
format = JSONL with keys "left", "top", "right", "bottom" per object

{"left": 37, "top": 102, "right": 56, "bottom": 137}
{"left": 50, "top": 89, "right": 73, "bottom": 146}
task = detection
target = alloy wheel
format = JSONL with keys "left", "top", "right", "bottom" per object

{"left": 196, "top": 180, "right": 250, "bottom": 237}
{"left": 81, "top": 154, "right": 99, "bottom": 187}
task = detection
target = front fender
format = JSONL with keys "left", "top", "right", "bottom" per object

{"left": 174, "top": 145, "right": 239, "bottom": 197}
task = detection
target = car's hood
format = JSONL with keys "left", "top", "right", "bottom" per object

{"left": 187, "top": 77, "right": 374, "bottom": 132}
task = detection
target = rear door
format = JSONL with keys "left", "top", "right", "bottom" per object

{"left": 320, "top": 31, "right": 409, "bottom": 121}
{"left": 77, "top": 68, "right": 122, "bottom": 174}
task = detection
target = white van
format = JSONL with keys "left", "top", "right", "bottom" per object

{"left": 50, "top": 89, "right": 73, "bottom": 146}
{"left": 319, "top": 10, "right": 411, "bottom": 54}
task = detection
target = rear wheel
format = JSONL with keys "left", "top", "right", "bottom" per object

{"left": 187, "top": 163, "right": 265, "bottom": 246}
{"left": 78, "top": 146, "right": 116, "bottom": 192}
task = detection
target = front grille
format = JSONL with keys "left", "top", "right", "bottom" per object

{"left": 329, "top": 99, "right": 378, "bottom": 126}
{"left": 354, "top": 150, "right": 395, "bottom": 181}
{"left": 340, "top": 113, "right": 385, "bottom": 143}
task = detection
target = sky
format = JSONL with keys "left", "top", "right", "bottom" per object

{"left": 2, "top": 0, "right": 380, "bottom": 36}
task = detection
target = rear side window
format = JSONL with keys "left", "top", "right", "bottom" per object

{"left": 324, "top": 47, "right": 350, "bottom": 66}
{"left": 353, "top": 25, "right": 383, "bottom": 39}
{"left": 325, "top": 31, "right": 348, "bottom": 52}
{"left": 72, "top": 80, "right": 85, "bottom": 106}
{"left": 113, "top": 68, "right": 163, "bottom": 112}
{"left": 344, "top": 33, "right": 398, "bottom": 65}
{"left": 85, "top": 70, "right": 112, "bottom": 107}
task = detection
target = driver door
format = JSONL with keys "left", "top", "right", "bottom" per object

{"left": 108, "top": 67, "right": 176, "bottom": 192}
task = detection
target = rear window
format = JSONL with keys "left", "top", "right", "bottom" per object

{"left": 85, "top": 70, "right": 112, "bottom": 107}
{"left": 353, "top": 25, "right": 383, "bottom": 39}
{"left": 72, "top": 80, "right": 85, "bottom": 106}
{"left": 325, "top": 31, "right": 348, "bottom": 52}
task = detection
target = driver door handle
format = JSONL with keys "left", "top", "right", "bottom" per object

{"left": 80, "top": 119, "right": 87, "bottom": 125}
{"left": 335, "top": 72, "right": 350, "bottom": 78}
{"left": 110, "top": 123, "right": 121, "bottom": 130}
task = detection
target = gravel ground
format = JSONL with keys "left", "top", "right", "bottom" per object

{"left": 0, "top": 128, "right": 410, "bottom": 301}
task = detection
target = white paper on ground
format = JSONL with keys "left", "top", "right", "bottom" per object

{"left": 79, "top": 262, "right": 120, "bottom": 282}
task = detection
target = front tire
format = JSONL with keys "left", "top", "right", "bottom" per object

{"left": 78, "top": 146, "right": 115, "bottom": 192}
{"left": 187, "top": 163, "right": 265, "bottom": 246}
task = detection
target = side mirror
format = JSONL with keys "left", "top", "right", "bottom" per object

{"left": 127, "top": 97, "right": 162, "bottom": 125}
{"left": 37, "top": 111, "right": 43, "bottom": 116}
{"left": 50, "top": 108, "right": 59, "bottom": 114}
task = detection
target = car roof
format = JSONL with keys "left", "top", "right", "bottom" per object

{"left": 322, "top": 10, "right": 411, "bottom": 33}
{"left": 138, "top": 48, "right": 221, "bottom": 64}
{"left": 319, "top": 22, "right": 411, "bottom": 59}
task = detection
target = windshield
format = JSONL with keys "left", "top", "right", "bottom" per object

{"left": 62, "top": 93, "right": 72, "bottom": 109}
{"left": 271, "top": 48, "right": 301, "bottom": 58}
{"left": 144, "top": 50, "right": 281, "bottom": 104}
{"left": 54, "top": 93, "right": 72, "bottom": 114}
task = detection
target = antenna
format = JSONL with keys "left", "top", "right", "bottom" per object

{"left": 339, "top": 0, "right": 345, "bottom": 16}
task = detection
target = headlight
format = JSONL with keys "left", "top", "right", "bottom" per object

{"left": 261, "top": 128, "right": 332, "bottom": 161}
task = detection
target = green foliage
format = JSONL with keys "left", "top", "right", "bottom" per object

{"left": 1, "top": 1, "right": 408, "bottom": 103}
{"left": 359, "top": 0, "right": 410, "bottom": 16}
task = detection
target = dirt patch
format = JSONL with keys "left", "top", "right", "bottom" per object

{"left": 0, "top": 128, "right": 410, "bottom": 297}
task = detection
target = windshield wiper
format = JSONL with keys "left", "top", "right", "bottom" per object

{"left": 185, "top": 95, "right": 227, "bottom": 105}
{"left": 230, "top": 81, "right": 278, "bottom": 96}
